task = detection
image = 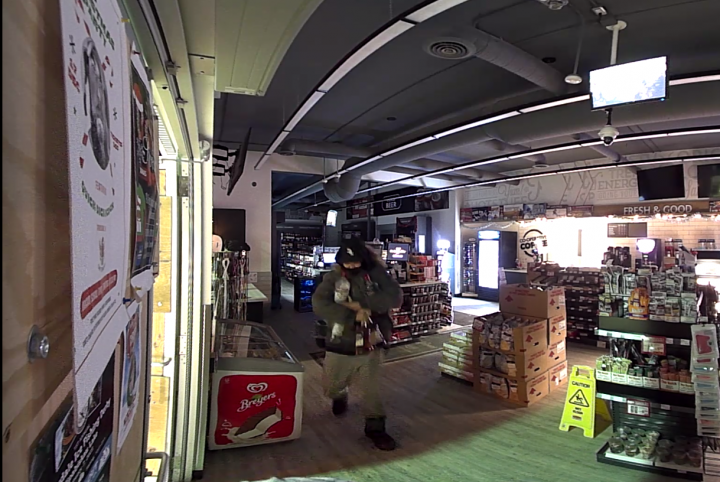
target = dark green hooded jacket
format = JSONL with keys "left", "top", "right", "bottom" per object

{"left": 312, "top": 264, "right": 402, "bottom": 355}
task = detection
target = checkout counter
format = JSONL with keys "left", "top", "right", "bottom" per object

{"left": 247, "top": 283, "right": 268, "bottom": 323}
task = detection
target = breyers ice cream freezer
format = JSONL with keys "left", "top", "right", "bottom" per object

{"left": 208, "top": 320, "right": 304, "bottom": 450}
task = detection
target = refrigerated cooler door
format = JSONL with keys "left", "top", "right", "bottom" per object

{"left": 478, "top": 239, "right": 500, "bottom": 290}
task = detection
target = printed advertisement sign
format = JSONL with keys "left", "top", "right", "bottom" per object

{"left": 59, "top": 0, "right": 131, "bottom": 428}
{"left": 117, "top": 302, "right": 142, "bottom": 451}
{"left": 346, "top": 196, "right": 372, "bottom": 219}
{"left": 29, "top": 355, "right": 115, "bottom": 482}
{"left": 130, "top": 51, "right": 159, "bottom": 290}
{"left": 212, "top": 374, "right": 300, "bottom": 449}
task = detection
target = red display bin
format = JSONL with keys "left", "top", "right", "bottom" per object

{"left": 208, "top": 320, "right": 304, "bottom": 450}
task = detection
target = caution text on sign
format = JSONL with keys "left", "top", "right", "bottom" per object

{"left": 559, "top": 365, "right": 612, "bottom": 438}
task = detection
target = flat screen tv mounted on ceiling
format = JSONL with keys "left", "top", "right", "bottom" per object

{"left": 637, "top": 165, "right": 685, "bottom": 201}
{"left": 227, "top": 128, "right": 251, "bottom": 196}
{"left": 590, "top": 56, "right": 667, "bottom": 110}
{"left": 697, "top": 163, "right": 720, "bottom": 199}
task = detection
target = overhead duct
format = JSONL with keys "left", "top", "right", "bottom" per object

{"left": 273, "top": 82, "right": 720, "bottom": 208}
{"left": 278, "top": 139, "right": 372, "bottom": 158}
{"left": 323, "top": 174, "right": 362, "bottom": 203}
{"left": 407, "top": 158, "right": 497, "bottom": 179}
{"left": 425, "top": 28, "right": 568, "bottom": 95}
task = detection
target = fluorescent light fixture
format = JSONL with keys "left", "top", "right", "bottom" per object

{"left": 460, "top": 157, "right": 510, "bottom": 169}
{"left": 255, "top": 153, "right": 271, "bottom": 170}
{"left": 272, "top": 179, "right": 325, "bottom": 206}
{"left": 285, "top": 91, "right": 325, "bottom": 131}
{"left": 266, "top": 130, "right": 290, "bottom": 155}
{"left": 580, "top": 141, "right": 604, "bottom": 147}
{"left": 434, "top": 111, "right": 521, "bottom": 138}
{"left": 318, "top": 21, "right": 414, "bottom": 92}
{"left": 669, "top": 74, "right": 720, "bottom": 86}
{"left": 381, "top": 136, "right": 436, "bottom": 157}
{"left": 342, "top": 155, "right": 384, "bottom": 173}
{"left": 405, "top": 0, "right": 468, "bottom": 23}
{"left": 518, "top": 95, "right": 590, "bottom": 113}
{"left": 668, "top": 128, "right": 720, "bottom": 136}
{"left": 613, "top": 133, "right": 668, "bottom": 143}
{"left": 523, "top": 145, "right": 578, "bottom": 157}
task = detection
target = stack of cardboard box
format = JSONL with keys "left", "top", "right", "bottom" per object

{"left": 472, "top": 284, "right": 569, "bottom": 405}
{"left": 438, "top": 328, "right": 473, "bottom": 382}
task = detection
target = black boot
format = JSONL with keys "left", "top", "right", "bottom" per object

{"left": 332, "top": 395, "right": 348, "bottom": 416}
{"left": 365, "top": 417, "right": 396, "bottom": 451}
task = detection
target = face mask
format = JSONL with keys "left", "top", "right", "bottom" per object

{"left": 344, "top": 267, "right": 362, "bottom": 276}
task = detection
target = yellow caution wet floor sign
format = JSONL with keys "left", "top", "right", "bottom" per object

{"left": 559, "top": 365, "right": 612, "bottom": 438}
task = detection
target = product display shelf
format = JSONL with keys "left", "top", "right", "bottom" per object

{"left": 596, "top": 443, "right": 702, "bottom": 480}
{"left": 596, "top": 396, "right": 701, "bottom": 480}
{"left": 280, "top": 233, "right": 322, "bottom": 282}
{"left": 390, "top": 282, "right": 446, "bottom": 346}
{"left": 594, "top": 315, "right": 700, "bottom": 479}
{"left": 461, "top": 239, "right": 478, "bottom": 297}
{"left": 558, "top": 268, "right": 605, "bottom": 346}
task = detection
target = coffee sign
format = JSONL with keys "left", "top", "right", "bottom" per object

{"left": 593, "top": 200, "right": 710, "bottom": 217}
{"left": 519, "top": 229, "right": 548, "bottom": 258}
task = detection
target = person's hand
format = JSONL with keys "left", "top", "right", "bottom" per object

{"left": 342, "top": 301, "right": 362, "bottom": 311}
{"left": 355, "top": 308, "right": 371, "bottom": 323}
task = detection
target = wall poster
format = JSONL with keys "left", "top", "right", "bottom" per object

{"left": 129, "top": 48, "right": 159, "bottom": 291}
{"left": 59, "top": 0, "right": 131, "bottom": 429}
{"left": 117, "top": 302, "right": 142, "bottom": 451}
{"left": 29, "top": 355, "right": 115, "bottom": 482}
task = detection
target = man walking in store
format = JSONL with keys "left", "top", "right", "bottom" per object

{"left": 312, "top": 237, "right": 402, "bottom": 451}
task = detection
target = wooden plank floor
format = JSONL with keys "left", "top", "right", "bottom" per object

{"left": 203, "top": 305, "right": 679, "bottom": 482}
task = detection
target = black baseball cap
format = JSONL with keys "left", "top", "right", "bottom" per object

{"left": 336, "top": 237, "right": 366, "bottom": 265}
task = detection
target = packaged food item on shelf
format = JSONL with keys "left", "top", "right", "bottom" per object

{"left": 627, "top": 287, "right": 650, "bottom": 320}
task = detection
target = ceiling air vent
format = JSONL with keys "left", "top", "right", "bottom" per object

{"left": 424, "top": 38, "right": 476, "bottom": 60}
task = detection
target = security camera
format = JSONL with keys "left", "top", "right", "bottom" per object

{"left": 598, "top": 125, "right": 619, "bottom": 146}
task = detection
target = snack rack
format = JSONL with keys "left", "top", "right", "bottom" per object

{"left": 594, "top": 317, "right": 701, "bottom": 479}
{"left": 208, "top": 320, "right": 304, "bottom": 450}
{"left": 389, "top": 281, "right": 446, "bottom": 345}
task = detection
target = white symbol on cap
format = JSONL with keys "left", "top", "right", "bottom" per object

{"left": 347, "top": 248, "right": 354, "bottom": 256}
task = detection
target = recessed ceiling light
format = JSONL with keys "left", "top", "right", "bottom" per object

{"left": 542, "top": 57, "right": 556, "bottom": 64}
{"left": 387, "top": 116, "right": 397, "bottom": 121}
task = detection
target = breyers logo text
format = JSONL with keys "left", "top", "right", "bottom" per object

{"left": 237, "top": 392, "right": 276, "bottom": 412}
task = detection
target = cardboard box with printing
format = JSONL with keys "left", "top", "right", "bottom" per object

{"left": 548, "top": 360, "right": 569, "bottom": 392}
{"left": 500, "top": 284, "right": 566, "bottom": 319}
{"left": 548, "top": 313, "right": 567, "bottom": 344}
{"left": 472, "top": 312, "right": 548, "bottom": 355}
{"left": 476, "top": 346, "right": 549, "bottom": 379}
{"left": 475, "top": 370, "right": 549, "bottom": 405}
{"left": 547, "top": 339, "right": 567, "bottom": 366}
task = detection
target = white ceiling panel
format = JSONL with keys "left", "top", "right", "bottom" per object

{"left": 215, "top": 0, "right": 322, "bottom": 96}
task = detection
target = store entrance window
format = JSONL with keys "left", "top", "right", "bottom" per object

{"left": 146, "top": 160, "right": 179, "bottom": 475}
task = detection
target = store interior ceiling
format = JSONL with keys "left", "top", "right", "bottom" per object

{"left": 158, "top": 0, "right": 720, "bottom": 209}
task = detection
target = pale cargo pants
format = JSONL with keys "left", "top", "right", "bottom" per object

{"left": 323, "top": 349, "right": 385, "bottom": 420}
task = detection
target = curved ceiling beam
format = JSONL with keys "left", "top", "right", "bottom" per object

{"left": 271, "top": 124, "right": 720, "bottom": 207}
{"left": 254, "top": 0, "right": 473, "bottom": 170}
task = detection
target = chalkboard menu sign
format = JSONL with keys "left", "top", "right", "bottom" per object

{"left": 608, "top": 222, "right": 648, "bottom": 238}
{"left": 608, "top": 223, "right": 629, "bottom": 238}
